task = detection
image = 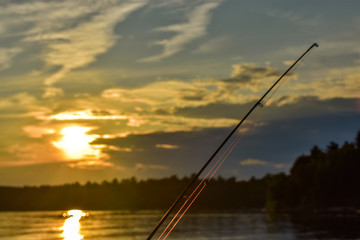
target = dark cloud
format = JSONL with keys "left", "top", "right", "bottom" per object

{"left": 93, "top": 128, "right": 230, "bottom": 173}
{"left": 174, "top": 102, "right": 255, "bottom": 119}
{"left": 90, "top": 109, "right": 113, "bottom": 116}
{"left": 173, "top": 97, "right": 360, "bottom": 121}
{"left": 261, "top": 97, "right": 360, "bottom": 121}
{"left": 222, "top": 75, "right": 252, "bottom": 84}
{"left": 178, "top": 88, "right": 207, "bottom": 101}
{"left": 92, "top": 107, "right": 360, "bottom": 181}
{"left": 221, "top": 64, "right": 280, "bottom": 85}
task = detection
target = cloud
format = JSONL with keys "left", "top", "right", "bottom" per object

{"left": 101, "top": 80, "right": 219, "bottom": 110}
{"left": 240, "top": 158, "right": 268, "bottom": 166}
{"left": 192, "top": 36, "right": 228, "bottom": 54}
{"left": 0, "top": 1, "right": 103, "bottom": 28}
{"left": 139, "top": 1, "right": 222, "bottom": 62}
{"left": 105, "top": 145, "right": 133, "bottom": 152}
{"left": 4, "top": 142, "right": 64, "bottom": 166}
{"left": 23, "top": 126, "right": 55, "bottom": 138}
{"left": 35, "top": 98, "right": 240, "bottom": 142}
{"left": 270, "top": 39, "right": 360, "bottom": 105}
{"left": 156, "top": 144, "right": 180, "bottom": 149}
{"left": 283, "top": 70, "right": 360, "bottom": 105}
{"left": 98, "top": 114, "right": 238, "bottom": 137}
{"left": 68, "top": 160, "right": 116, "bottom": 170}
{"left": 145, "top": 0, "right": 185, "bottom": 11}
{"left": 209, "top": 63, "right": 287, "bottom": 105}
{"left": 27, "top": 1, "right": 146, "bottom": 86}
{"left": 46, "top": 109, "right": 129, "bottom": 121}
{"left": 273, "top": 164, "right": 289, "bottom": 169}
{"left": 0, "top": 93, "right": 36, "bottom": 110}
{"left": 0, "top": 0, "right": 146, "bottom": 88}
{"left": 42, "top": 87, "right": 64, "bottom": 98}
{"left": 0, "top": 92, "right": 50, "bottom": 119}
{"left": 0, "top": 48, "right": 22, "bottom": 71}
{"left": 223, "top": 63, "right": 280, "bottom": 87}
{"left": 240, "top": 158, "right": 289, "bottom": 169}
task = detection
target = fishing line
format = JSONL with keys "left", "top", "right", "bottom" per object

{"left": 158, "top": 116, "right": 262, "bottom": 239}
{"left": 266, "top": 45, "right": 317, "bottom": 104}
{"left": 158, "top": 142, "right": 240, "bottom": 238}
{"left": 147, "top": 43, "right": 319, "bottom": 240}
{"left": 158, "top": 143, "right": 237, "bottom": 239}
{"left": 158, "top": 111, "right": 261, "bottom": 237}
{"left": 159, "top": 102, "right": 267, "bottom": 239}
{"left": 158, "top": 48, "right": 317, "bottom": 239}
{"left": 162, "top": 182, "right": 207, "bottom": 240}
{"left": 157, "top": 137, "right": 244, "bottom": 239}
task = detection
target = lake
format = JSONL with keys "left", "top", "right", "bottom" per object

{"left": 0, "top": 210, "right": 359, "bottom": 240}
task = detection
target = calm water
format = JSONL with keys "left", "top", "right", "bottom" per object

{"left": 0, "top": 210, "right": 359, "bottom": 240}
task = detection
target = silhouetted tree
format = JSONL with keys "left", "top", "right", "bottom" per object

{"left": 268, "top": 130, "right": 360, "bottom": 211}
{"left": 356, "top": 130, "right": 360, "bottom": 149}
{"left": 326, "top": 141, "right": 339, "bottom": 152}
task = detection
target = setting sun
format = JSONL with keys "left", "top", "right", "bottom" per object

{"left": 53, "top": 126, "right": 100, "bottom": 160}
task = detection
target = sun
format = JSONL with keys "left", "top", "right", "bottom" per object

{"left": 53, "top": 126, "right": 100, "bottom": 160}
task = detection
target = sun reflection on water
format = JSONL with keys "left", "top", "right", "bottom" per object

{"left": 61, "top": 210, "right": 87, "bottom": 240}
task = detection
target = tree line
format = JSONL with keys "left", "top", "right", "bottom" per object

{"left": 0, "top": 174, "right": 268, "bottom": 211}
{"left": 266, "top": 130, "right": 360, "bottom": 212}
{"left": 0, "top": 131, "right": 359, "bottom": 212}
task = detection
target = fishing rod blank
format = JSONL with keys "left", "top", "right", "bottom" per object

{"left": 146, "top": 42, "right": 319, "bottom": 240}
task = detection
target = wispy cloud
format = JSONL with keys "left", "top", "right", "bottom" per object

{"left": 23, "top": 126, "right": 55, "bottom": 138}
{"left": 68, "top": 160, "right": 116, "bottom": 170}
{"left": 240, "top": 158, "right": 268, "bottom": 166}
{"left": 192, "top": 36, "right": 228, "bottom": 54}
{"left": 220, "top": 63, "right": 282, "bottom": 94}
{"left": 139, "top": 1, "right": 222, "bottom": 62}
{"left": 0, "top": 48, "right": 22, "bottom": 71}
{"left": 240, "top": 158, "right": 289, "bottom": 169}
{"left": 42, "top": 87, "right": 64, "bottom": 98}
{"left": 0, "top": 92, "right": 49, "bottom": 119}
{"left": 156, "top": 144, "right": 180, "bottom": 149}
{"left": 5, "top": 142, "right": 64, "bottom": 166}
{"left": 46, "top": 109, "right": 130, "bottom": 121}
{"left": 25, "top": 1, "right": 146, "bottom": 86}
{"left": 0, "top": 0, "right": 147, "bottom": 90}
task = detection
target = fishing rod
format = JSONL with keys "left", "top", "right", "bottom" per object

{"left": 146, "top": 42, "right": 319, "bottom": 240}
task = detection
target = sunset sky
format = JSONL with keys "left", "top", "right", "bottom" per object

{"left": 1, "top": 0, "right": 359, "bottom": 186}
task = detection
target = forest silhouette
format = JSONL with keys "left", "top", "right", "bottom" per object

{"left": 1, "top": 130, "right": 359, "bottom": 212}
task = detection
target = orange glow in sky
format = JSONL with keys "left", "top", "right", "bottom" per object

{"left": 53, "top": 126, "right": 100, "bottom": 160}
